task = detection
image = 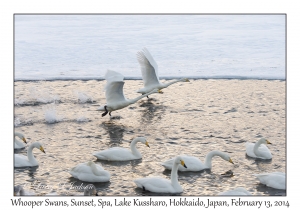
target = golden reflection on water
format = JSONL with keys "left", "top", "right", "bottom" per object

{"left": 14, "top": 79, "right": 286, "bottom": 196}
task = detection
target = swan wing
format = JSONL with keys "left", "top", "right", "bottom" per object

{"left": 93, "top": 147, "right": 136, "bottom": 161}
{"left": 70, "top": 162, "right": 104, "bottom": 174}
{"left": 246, "top": 143, "right": 272, "bottom": 159}
{"left": 14, "top": 154, "right": 31, "bottom": 167}
{"left": 137, "top": 48, "right": 160, "bottom": 88}
{"left": 134, "top": 177, "right": 177, "bottom": 193}
{"left": 104, "top": 69, "right": 124, "bottom": 83}
{"left": 105, "top": 81, "right": 127, "bottom": 104}
{"left": 254, "top": 172, "right": 286, "bottom": 190}
{"left": 256, "top": 144, "right": 272, "bottom": 159}
{"left": 245, "top": 143, "right": 257, "bottom": 158}
{"left": 103, "top": 70, "right": 127, "bottom": 104}
{"left": 70, "top": 162, "right": 110, "bottom": 182}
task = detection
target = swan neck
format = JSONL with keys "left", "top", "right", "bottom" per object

{"left": 253, "top": 141, "right": 263, "bottom": 156}
{"left": 130, "top": 91, "right": 153, "bottom": 104}
{"left": 27, "top": 143, "right": 37, "bottom": 163}
{"left": 204, "top": 151, "right": 223, "bottom": 168}
{"left": 170, "top": 162, "right": 180, "bottom": 187}
{"left": 165, "top": 80, "right": 180, "bottom": 87}
{"left": 130, "top": 138, "right": 141, "bottom": 157}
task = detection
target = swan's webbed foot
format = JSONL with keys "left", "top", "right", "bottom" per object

{"left": 102, "top": 106, "right": 108, "bottom": 117}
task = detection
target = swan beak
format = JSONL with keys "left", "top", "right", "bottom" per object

{"left": 22, "top": 137, "right": 27, "bottom": 144}
{"left": 145, "top": 141, "right": 150, "bottom": 148}
{"left": 266, "top": 140, "right": 272, "bottom": 144}
{"left": 180, "top": 160, "right": 187, "bottom": 168}
{"left": 40, "top": 146, "right": 46, "bottom": 153}
{"left": 158, "top": 89, "right": 163, "bottom": 94}
{"left": 229, "top": 158, "right": 234, "bottom": 164}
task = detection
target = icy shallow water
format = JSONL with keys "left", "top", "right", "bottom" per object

{"left": 14, "top": 79, "right": 286, "bottom": 196}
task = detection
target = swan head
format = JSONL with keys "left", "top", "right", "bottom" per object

{"left": 15, "top": 132, "right": 27, "bottom": 144}
{"left": 136, "top": 137, "right": 150, "bottom": 148}
{"left": 34, "top": 142, "right": 46, "bottom": 153}
{"left": 260, "top": 138, "right": 272, "bottom": 145}
{"left": 174, "top": 156, "right": 187, "bottom": 168}
{"left": 215, "top": 151, "right": 234, "bottom": 164}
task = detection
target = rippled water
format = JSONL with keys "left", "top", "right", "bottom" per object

{"left": 14, "top": 79, "right": 286, "bottom": 196}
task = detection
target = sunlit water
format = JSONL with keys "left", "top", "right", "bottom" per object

{"left": 14, "top": 79, "right": 286, "bottom": 196}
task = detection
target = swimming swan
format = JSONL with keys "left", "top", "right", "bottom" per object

{"left": 14, "top": 185, "right": 35, "bottom": 196}
{"left": 93, "top": 137, "right": 149, "bottom": 161}
{"left": 254, "top": 172, "right": 286, "bottom": 190}
{"left": 14, "top": 132, "right": 27, "bottom": 149}
{"left": 218, "top": 187, "right": 252, "bottom": 195}
{"left": 14, "top": 142, "right": 45, "bottom": 167}
{"left": 246, "top": 138, "right": 272, "bottom": 159}
{"left": 70, "top": 161, "right": 110, "bottom": 182}
{"left": 161, "top": 151, "right": 233, "bottom": 172}
{"left": 97, "top": 70, "right": 163, "bottom": 117}
{"left": 134, "top": 156, "right": 187, "bottom": 193}
{"left": 136, "top": 48, "right": 190, "bottom": 95}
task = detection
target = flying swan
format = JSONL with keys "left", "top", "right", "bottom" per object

{"left": 70, "top": 161, "right": 110, "bottom": 182}
{"left": 134, "top": 156, "right": 187, "bottom": 193}
{"left": 136, "top": 48, "right": 190, "bottom": 96}
{"left": 161, "top": 150, "right": 233, "bottom": 172}
{"left": 14, "top": 142, "right": 46, "bottom": 167}
{"left": 14, "top": 132, "right": 27, "bottom": 149}
{"left": 97, "top": 70, "right": 162, "bottom": 117}
{"left": 254, "top": 172, "right": 286, "bottom": 190}
{"left": 93, "top": 137, "right": 149, "bottom": 161}
{"left": 245, "top": 138, "right": 272, "bottom": 159}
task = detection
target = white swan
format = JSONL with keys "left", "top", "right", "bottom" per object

{"left": 14, "top": 142, "right": 45, "bottom": 167}
{"left": 218, "top": 187, "right": 252, "bottom": 195}
{"left": 161, "top": 151, "right": 233, "bottom": 172}
{"left": 246, "top": 138, "right": 272, "bottom": 159}
{"left": 254, "top": 172, "right": 286, "bottom": 190}
{"left": 14, "top": 185, "right": 35, "bottom": 196}
{"left": 97, "top": 70, "right": 162, "bottom": 117}
{"left": 93, "top": 137, "right": 149, "bottom": 161}
{"left": 69, "top": 161, "right": 110, "bottom": 182}
{"left": 134, "top": 156, "right": 187, "bottom": 193}
{"left": 136, "top": 48, "right": 189, "bottom": 95}
{"left": 14, "top": 132, "right": 27, "bottom": 149}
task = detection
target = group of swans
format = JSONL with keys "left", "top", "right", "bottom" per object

{"left": 219, "top": 138, "right": 285, "bottom": 195}
{"left": 69, "top": 136, "right": 236, "bottom": 194}
{"left": 98, "top": 48, "right": 189, "bottom": 117}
